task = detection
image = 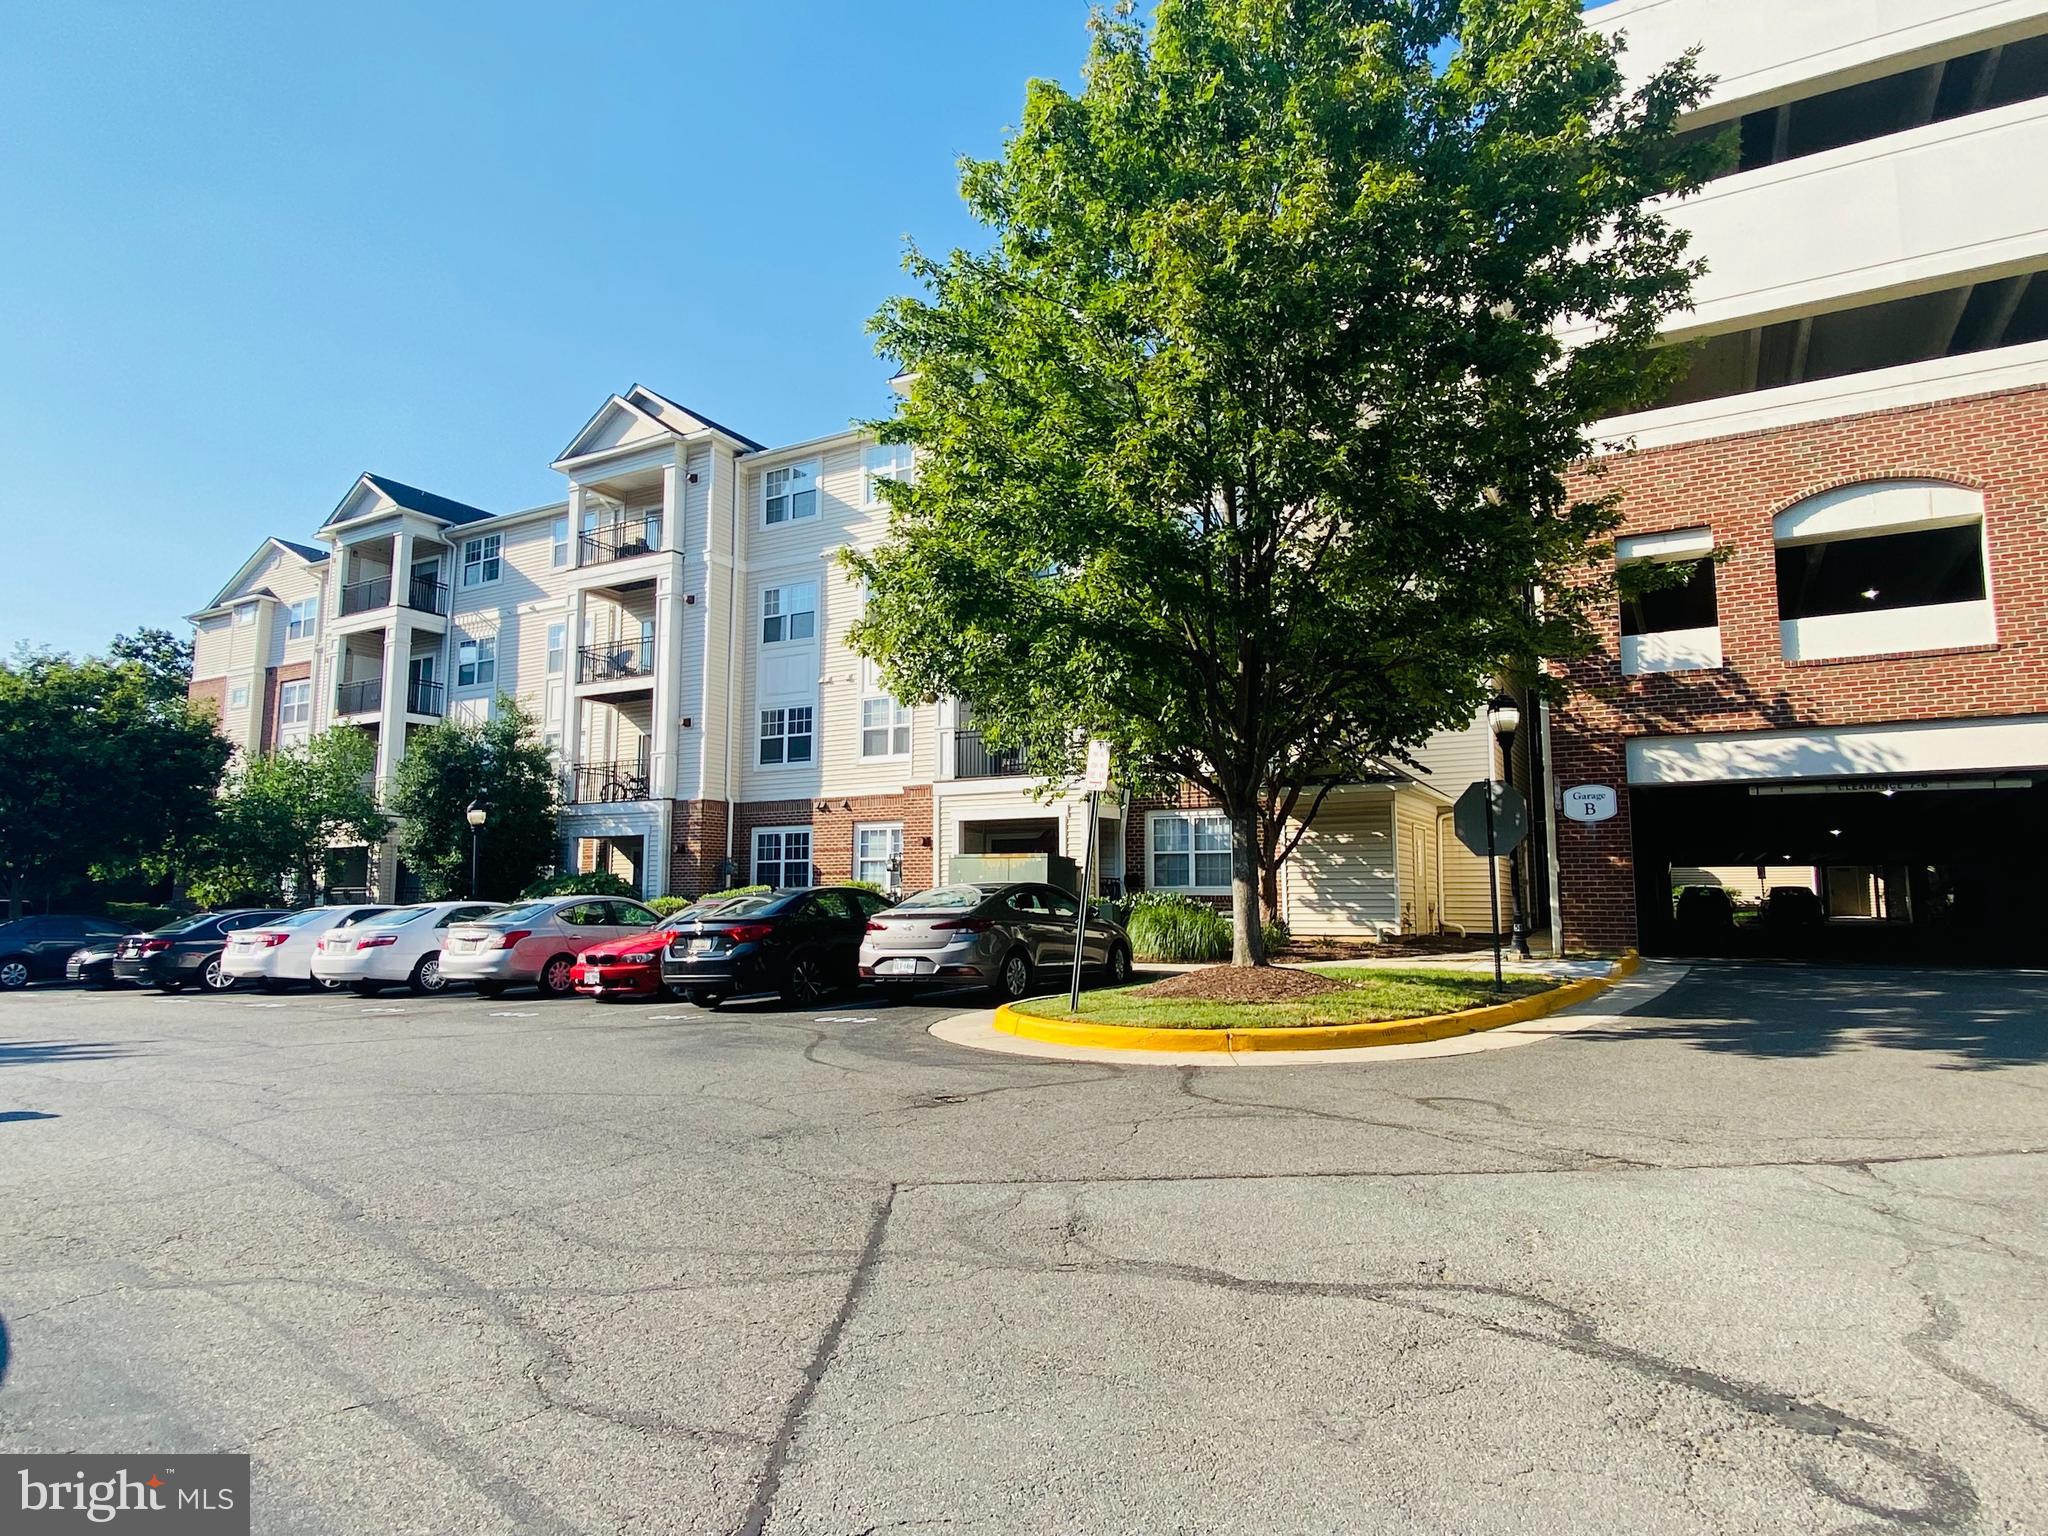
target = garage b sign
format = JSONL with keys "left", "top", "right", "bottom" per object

{"left": 1562, "top": 784, "right": 1618, "bottom": 824}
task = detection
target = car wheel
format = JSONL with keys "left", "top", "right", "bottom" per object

{"left": 993, "top": 949, "right": 1033, "bottom": 1003}
{"left": 315, "top": 977, "right": 347, "bottom": 992}
{"left": 408, "top": 953, "right": 445, "bottom": 995}
{"left": 687, "top": 989, "right": 726, "bottom": 1010}
{"left": 1106, "top": 944, "right": 1133, "bottom": 985}
{"left": 780, "top": 951, "right": 831, "bottom": 1007}
{"left": 475, "top": 982, "right": 507, "bottom": 1000}
{"left": 539, "top": 955, "right": 577, "bottom": 999}
{"left": 201, "top": 957, "right": 234, "bottom": 992}
{"left": 352, "top": 980, "right": 383, "bottom": 998}
{"left": 158, "top": 981, "right": 185, "bottom": 994}
{"left": 0, "top": 957, "right": 30, "bottom": 991}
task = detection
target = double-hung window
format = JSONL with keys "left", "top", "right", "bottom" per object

{"left": 461, "top": 534, "right": 502, "bottom": 589}
{"left": 457, "top": 635, "right": 497, "bottom": 689}
{"left": 228, "top": 683, "right": 249, "bottom": 709}
{"left": 546, "top": 622, "right": 566, "bottom": 675}
{"left": 855, "top": 824, "right": 904, "bottom": 887}
{"left": 550, "top": 516, "right": 570, "bottom": 569}
{"left": 278, "top": 680, "right": 311, "bottom": 728}
{"left": 1149, "top": 811, "right": 1231, "bottom": 892}
{"left": 235, "top": 604, "right": 257, "bottom": 627}
{"left": 284, "top": 598, "right": 318, "bottom": 641}
{"left": 862, "top": 442, "right": 913, "bottom": 506}
{"left": 763, "top": 460, "right": 819, "bottom": 525}
{"left": 754, "top": 827, "right": 813, "bottom": 889}
{"left": 761, "top": 583, "right": 817, "bottom": 644}
{"left": 860, "top": 696, "right": 911, "bottom": 759}
{"left": 759, "top": 706, "right": 814, "bottom": 766}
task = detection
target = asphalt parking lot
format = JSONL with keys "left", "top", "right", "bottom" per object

{"left": 1, "top": 963, "right": 2044, "bottom": 1535}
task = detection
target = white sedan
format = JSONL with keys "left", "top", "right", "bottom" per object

{"left": 310, "top": 901, "right": 503, "bottom": 996}
{"left": 222, "top": 904, "right": 393, "bottom": 990}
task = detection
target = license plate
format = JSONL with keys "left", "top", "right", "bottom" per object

{"left": 877, "top": 957, "right": 922, "bottom": 975}
{"left": 688, "top": 937, "right": 714, "bottom": 954}
{"left": 580, "top": 967, "right": 600, "bottom": 984}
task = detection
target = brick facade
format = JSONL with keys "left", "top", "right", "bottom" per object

{"left": 258, "top": 661, "right": 312, "bottom": 754}
{"left": 665, "top": 798, "right": 733, "bottom": 896}
{"left": 808, "top": 787, "right": 934, "bottom": 889}
{"left": 1551, "top": 385, "right": 2048, "bottom": 950}
{"left": 1123, "top": 784, "right": 1224, "bottom": 902}
{"left": 187, "top": 676, "right": 225, "bottom": 722}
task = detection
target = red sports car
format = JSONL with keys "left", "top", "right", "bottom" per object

{"left": 573, "top": 900, "right": 748, "bottom": 1000}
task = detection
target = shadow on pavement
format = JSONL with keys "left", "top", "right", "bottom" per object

{"left": 0, "top": 1039, "right": 135, "bottom": 1069}
{"left": 1582, "top": 962, "right": 2048, "bottom": 1070}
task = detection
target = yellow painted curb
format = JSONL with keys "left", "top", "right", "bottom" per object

{"left": 993, "top": 952, "right": 1641, "bottom": 1055}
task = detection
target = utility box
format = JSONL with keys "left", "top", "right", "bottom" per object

{"left": 948, "top": 853, "right": 1080, "bottom": 894}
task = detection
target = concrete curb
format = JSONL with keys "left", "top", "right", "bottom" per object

{"left": 992, "top": 952, "right": 1642, "bottom": 1055}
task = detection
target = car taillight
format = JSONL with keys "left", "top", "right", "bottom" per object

{"left": 723, "top": 923, "right": 774, "bottom": 944}
{"left": 865, "top": 921, "right": 888, "bottom": 933}
{"left": 255, "top": 932, "right": 289, "bottom": 948}
{"left": 141, "top": 939, "right": 172, "bottom": 954}
{"left": 490, "top": 930, "right": 530, "bottom": 949}
{"left": 930, "top": 918, "right": 993, "bottom": 933}
{"left": 359, "top": 934, "right": 398, "bottom": 949}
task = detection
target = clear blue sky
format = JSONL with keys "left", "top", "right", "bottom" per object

{"left": 0, "top": 1, "right": 1618, "bottom": 659}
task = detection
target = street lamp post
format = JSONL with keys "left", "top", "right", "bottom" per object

{"left": 466, "top": 796, "right": 490, "bottom": 900}
{"left": 1488, "top": 694, "right": 1533, "bottom": 962}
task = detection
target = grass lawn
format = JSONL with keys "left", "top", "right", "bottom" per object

{"left": 1012, "top": 967, "right": 1555, "bottom": 1030}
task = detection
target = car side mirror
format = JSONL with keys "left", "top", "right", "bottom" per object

{"left": 1090, "top": 901, "right": 1116, "bottom": 926}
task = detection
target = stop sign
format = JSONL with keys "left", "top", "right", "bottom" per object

{"left": 1453, "top": 780, "right": 1528, "bottom": 859}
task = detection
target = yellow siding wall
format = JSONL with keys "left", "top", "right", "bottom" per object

{"left": 1282, "top": 795, "right": 1399, "bottom": 938}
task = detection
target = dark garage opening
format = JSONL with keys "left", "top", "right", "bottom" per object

{"left": 1631, "top": 772, "right": 2048, "bottom": 962}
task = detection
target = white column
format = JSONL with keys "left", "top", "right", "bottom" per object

{"left": 562, "top": 589, "right": 587, "bottom": 772}
{"left": 567, "top": 485, "right": 585, "bottom": 568}
{"left": 662, "top": 460, "right": 680, "bottom": 552}
{"left": 376, "top": 617, "right": 411, "bottom": 788}
{"left": 391, "top": 528, "right": 415, "bottom": 606}
{"left": 650, "top": 572, "right": 686, "bottom": 800}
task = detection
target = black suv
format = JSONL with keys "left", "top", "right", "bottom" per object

{"left": 113, "top": 910, "right": 290, "bottom": 993}
{"left": 0, "top": 915, "right": 139, "bottom": 991}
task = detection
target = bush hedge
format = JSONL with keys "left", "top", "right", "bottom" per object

{"left": 1262, "top": 917, "right": 1292, "bottom": 956}
{"left": 699, "top": 884, "right": 773, "bottom": 903}
{"left": 1124, "top": 891, "right": 1232, "bottom": 963}
{"left": 105, "top": 903, "right": 181, "bottom": 931}
{"left": 519, "top": 870, "right": 641, "bottom": 900}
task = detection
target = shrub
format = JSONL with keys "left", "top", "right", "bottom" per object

{"left": 845, "top": 879, "right": 885, "bottom": 895}
{"left": 1261, "top": 917, "right": 1292, "bottom": 956}
{"left": 106, "top": 903, "right": 180, "bottom": 931}
{"left": 519, "top": 870, "right": 640, "bottom": 899}
{"left": 1124, "top": 891, "right": 1231, "bottom": 963}
{"left": 699, "top": 884, "right": 772, "bottom": 903}
{"left": 647, "top": 896, "right": 694, "bottom": 917}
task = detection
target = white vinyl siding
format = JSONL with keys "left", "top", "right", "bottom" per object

{"left": 1281, "top": 796, "right": 1400, "bottom": 939}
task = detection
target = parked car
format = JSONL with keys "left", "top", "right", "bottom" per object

{"left": 221, "top": 904, "right": 392, "bottom": 991}
{"left": 860, "top": 882, "right": 1134, "bottom": 1002}
{"left": 441, "top": 897, "right": 665, "bottom": 998}
{"left": 309, "top": 902, "right": 503, "bottom": 996}
{"left": 1672, "top": 885, "right": 1737, "bottom": 945}
{"left": 112, "top": 910, "right": 292, "bottom": 993}
{"left": 67, "top": 935, "right": 139, "bottom": 989}
{"left": 0, "top": 914, "right": 140, "bottom": 991}
{"left": 573, "top": 897, "right": 767, "bottom": 1001}
{"left": 661, "top": 885, "right": 893, "bottom": 1008}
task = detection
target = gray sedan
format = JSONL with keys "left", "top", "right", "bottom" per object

{"left": 859, "top": 882, "right": 1133, "bottom": 1002}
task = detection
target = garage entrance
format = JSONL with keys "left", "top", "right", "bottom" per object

{"left": 1632, "top": 772, "right": 2048, "bottom": 960}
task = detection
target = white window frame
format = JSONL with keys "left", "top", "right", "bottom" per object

{"left": 1147, "top": 810, "right": 1232, "bottom": 894}
{"left": 456, "top": 634, "right": 497, "bottom": 690}
{"left": 758, "top": 705, "right": 815, "bottom": 767}
{"left": 277, "top": 680, "right": 311, "bottom": 728}
{"left": 862, "top": 442, "right": 914, "bottom": 507}
{"left": 284, "top": 598, "right": 318, "bottom": 641}
{"left": 235, "top": 604, "right": 257, "bottom": 627}
{"left": 761, "top": 582, "right": 818, "bottom": 645}
{"left": 753, "top": 826, "right": 814, "bottom": 890}
{"left": 461, "top": 534, "right": 502, "bottom": 589}
{"left": 859, "top": 695, "right": 912, "bottom": 760}
{"left": 227, "top": 683, "right": 250, "bottom": 709}
{"left": 550, "top": 515, "right": 570, "bottom": 569}
{"left": 762, "top": 459, "right": 820, "bottom": 526}
{"left": 854, "top": 823, "right": 904, "bottom": 888}
{"left": 546, "top": 622, "right": 566, "bottom": 675}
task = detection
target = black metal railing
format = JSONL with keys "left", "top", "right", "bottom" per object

{"left": 570, "top": 760, "right": 652, "bottom": 803}
{"left": 405, "top": 573, "right": 448, "bottom": 615}
{"left": 577, "top": 638, "right": 655, "bottom": 685}
{"left": 578, "top": 518, "right": 663, "bottom": 566}
{"left": 339, "top": 576, "right": 392, "bottom": 615}
{"left": 950, "top": 728, "right": 1026, "bottom": 778}
{"left": 336, "top": 678, "right": 383, "bottom": 715}
{"left": 406, "top": 679, "right": 445, "bottom": 716}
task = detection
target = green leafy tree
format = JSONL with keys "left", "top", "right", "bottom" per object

{"left": 852, "top": 0, "right": 1717, "bottom": 963}
{"left": 390, "top": 698, "right": 560, "bottom": 900}
{"left": 109, "top": 627, "right": 195, "bottom": 704}
{"left": 0, "top": 645, "right": 228, "bottom": 918}
{"left": 187, "top": 729, "right": 390, "bottom": 906}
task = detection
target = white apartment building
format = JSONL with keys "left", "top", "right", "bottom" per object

{"left": 190, "top": 382, "right": 1508, "bottom": 933}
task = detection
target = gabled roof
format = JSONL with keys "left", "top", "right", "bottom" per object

{"left": 554, "top": 384, "right": 765, "bottom": 466}
{"left": 321, "top": 472, "right": 495, "bottom": 530}
{"left": 200, "top": 538, "right": 329, "bottom": 613}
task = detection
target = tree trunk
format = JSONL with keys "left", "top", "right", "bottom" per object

{"left": 1230, "top": 805, "right": 1267, "bottom": 967}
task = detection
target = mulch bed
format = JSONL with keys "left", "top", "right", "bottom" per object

{"left": 1136, "top": 966, "right": 1349, "bottom": 1004}
{"left": 1276, "top": 934, "right": 1496, "bottom": 962}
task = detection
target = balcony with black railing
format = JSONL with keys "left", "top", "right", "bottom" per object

{"left": 338, "top": 576, "right": 392, "bottom": 616}
{"left": 569, "top": 760, "right": 653, "bottom": 804}
{"left": 577, "top": 637, "right": 656, "bottom": 687}
{"left": 578, "top": 517, "right": 663, "bottom": 567}
{"left": 335, "top": 678, "right": 383, "bottom": 716}
{"left": 406, "top": 678, "right": 445, "bottom": 717}
{"left": 949, "top": 728, "right": 1027, "bottom": 779}
{"left": 405, "top": 573, "right": 448, "bottom": 615}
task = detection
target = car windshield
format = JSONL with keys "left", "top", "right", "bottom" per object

{"left": 360, "top": 907, "right": 432, "bottom": 929}
{"left": 485, "top": 902, "right": 556, "bottom": 925}
{"left": 889, "top": 885, "right": 986, "bottom": 913}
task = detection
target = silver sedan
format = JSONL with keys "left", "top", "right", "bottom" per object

{"left": 859, "top": 882, "right": 1133, "bottom": 1002}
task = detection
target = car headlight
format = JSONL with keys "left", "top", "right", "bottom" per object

{"left": 622, "top": 953, "right": 655, "bottom": 966}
